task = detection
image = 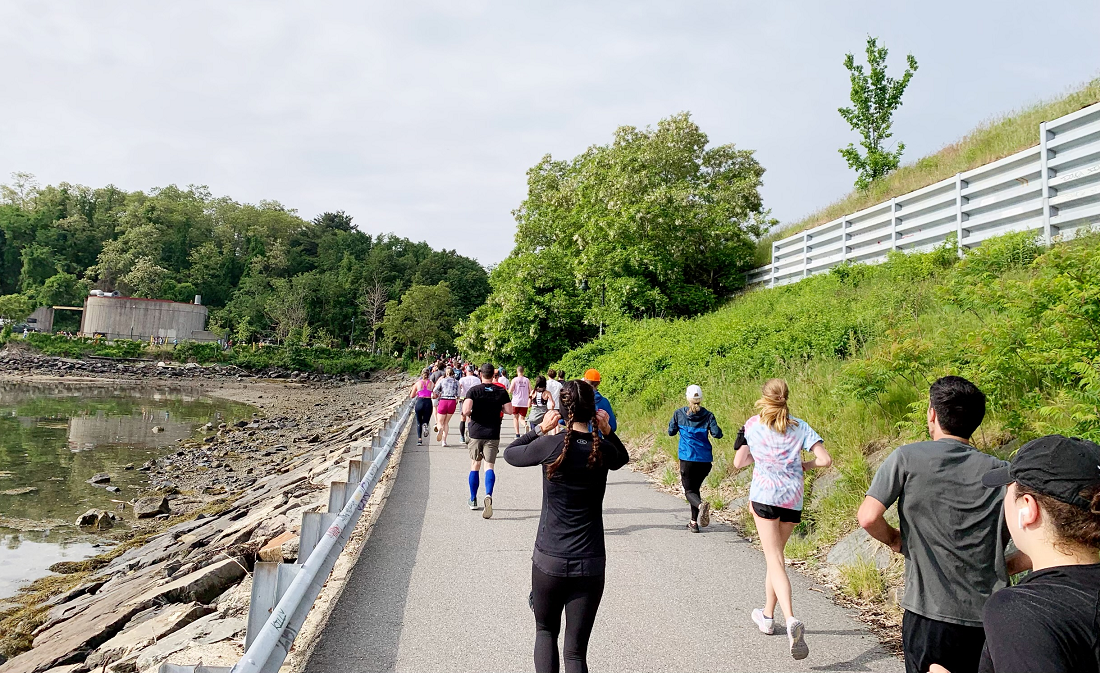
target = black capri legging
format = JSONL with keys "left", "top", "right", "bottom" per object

{"left": 679, "top": 459, "right": 712, "bottom": 521}
{"left": 414, "top": 398, "right": 433, "bottom": 438}
{"left": 531, "top": 566, "right": 604, "bottom": 673}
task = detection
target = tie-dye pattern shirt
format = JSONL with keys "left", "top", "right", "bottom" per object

{"left": 743, "top": 414, "right": 823, "bottom": 510}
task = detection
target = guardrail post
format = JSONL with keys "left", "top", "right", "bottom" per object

{"left": 890, "top": 199, "right": 898, "bottom": 251}
{"left": 769, "top": 241, "right": 777, "bottom": 288}
{"left": 1040, "top": 121, "right": 1055, "bottom": 246}
{"left": 801, "top": 233, "right": 809, "bottom": 279}
{"left": 840, "top": 219, "right": 848, "bottom": 263}
{"left": 955, "top": 174, "right": 965, "bottom": 257}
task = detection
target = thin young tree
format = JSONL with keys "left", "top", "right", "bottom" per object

{"left": 358, "top": 277, "right": 389, "bottom": 353}
{"left": 838, "top": 36, "right": 918, "bottom": 190}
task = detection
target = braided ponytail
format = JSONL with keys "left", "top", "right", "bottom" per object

{"left": 546, "top": 380, "right": 600, "bottom": 478}
{"left": 546, "top": 389, "right": 574, "bottom": 479}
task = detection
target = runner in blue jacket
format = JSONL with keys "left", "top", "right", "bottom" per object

{"left": 668, "top": 385, "right": 723, "bottom": 532}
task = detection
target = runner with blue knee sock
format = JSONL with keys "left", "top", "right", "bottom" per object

{"left": 461, "top": 362, "right": 514, "bottom": 518}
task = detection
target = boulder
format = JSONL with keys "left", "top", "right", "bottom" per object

{"left": 826, "top": 527, "right": 894, "bottom": 570}
{"left": 126, "top": 557, "right": 247, "bottom": 607}
{"left": 133, "top": 614, "right": 246, "bottom": 672}
{"left": 88, "top": 472, "right": 111, "bottom": 484}
{"left": 96, "top": 511, "right": 113, "bottom": 530}
{"left": 133, "top": 496, "right": 171, "bottom": 519}
{"left": 257, "top": 532, "right": 298, "bottom": 562}
{"left": 76, "top": 509, "right": 100, "bottom": 527}
{"left": 85, "top": 602, "right": 214, "bottom": 668}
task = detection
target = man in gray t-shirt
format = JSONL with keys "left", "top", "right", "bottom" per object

{"left": 858, "top": 376, "right": 1028, "bottom": 673}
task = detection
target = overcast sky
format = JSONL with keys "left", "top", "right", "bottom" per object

{"left": 2, "top": 1, "right": 1098, "bottom": 266}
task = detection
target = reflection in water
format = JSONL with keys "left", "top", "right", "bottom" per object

{"left": 0, "top": 381, "right": 254, "bottom": 599}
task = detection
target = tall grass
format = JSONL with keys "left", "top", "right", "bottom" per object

{"left": 756, "top": 77, "right": 1100, "bottom": 266}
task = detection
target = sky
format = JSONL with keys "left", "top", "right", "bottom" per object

{"left": 1, "top": 1, "right": 1098, "bottom": 266}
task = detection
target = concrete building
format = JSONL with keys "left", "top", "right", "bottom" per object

{"left": 79, "top": 295, "right": 218, "bottom": 342}
{"left": 26, "top": 306, "right": 54, "bottom": 333}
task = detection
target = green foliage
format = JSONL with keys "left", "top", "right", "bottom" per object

{"left": 552, "top": 230, "right": 1100, "bottom": 556}
{"left": 0, "top": 294, "right": 34, "bottom": 322}
{"left": 460, "top": 113, "right": 774, "bottom": 370}
{"left": 382, "top": 282, "right": 457, "bottom": 356}
{"left": 839, "top": 558, "right": 887, "bottom": 601}
{"left": 24, "top": 333, "right": 145, "bottom": 358}
{"left": 0, "top": 177, "right": 490, "bottom": 350}
{"left": 838, "top": 36, "right": 918, "bottom": 190}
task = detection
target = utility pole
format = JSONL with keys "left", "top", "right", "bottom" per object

{"left": 349, "top": 314, "right": 355, "bottom": 348}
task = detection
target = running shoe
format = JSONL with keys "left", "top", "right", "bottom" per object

{"left": 416, "top": 438, "right": 423, "bottom": 446}
{"left": 698, "top": 501, "right": 711, "bottom": 528}
{"left": 441, "top": 439, "right": 448, "bottom": 447}
{"left": 687, "top": 521, "right": 699, "bottom": 533}
{"left": 787, "top": 618, "right": 808, "bottom": 660}
{"left": 482, "top": 495, "right": 493, "bottom": 519}
{"left": 751, "top": 608, "right": 774, "bottom": 635}
{"left": 468, "top": 499, "right": 477, "bottom": 510}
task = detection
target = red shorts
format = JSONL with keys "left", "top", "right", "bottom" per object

{"left": 436, "top": 399, "right": 457, "bottom": 415}
{"left": 513, "top": 406, "right": 528, "bottom": 418}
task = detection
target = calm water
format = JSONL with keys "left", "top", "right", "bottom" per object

{"left": 0, "top": 382, "right": 254, "bottom": 599}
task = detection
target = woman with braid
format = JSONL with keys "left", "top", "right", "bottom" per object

{"left": 504, "top": 380, "right": 630, "bottom": 673}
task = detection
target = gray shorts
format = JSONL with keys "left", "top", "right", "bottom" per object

{"left": 467, "top": 438, "right": 499, "bottom": 463}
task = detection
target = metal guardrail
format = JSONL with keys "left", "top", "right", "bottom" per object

{"left": 158, "top": 397, "right": 413, "bottom": 673}
{"left": 748, "top": 101, "right": 1100, "bottom": 287}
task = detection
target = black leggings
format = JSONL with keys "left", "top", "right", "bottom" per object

{"left": 679, "top": 459, "right": 712, "bottom": 521}
{"left": 531, "top": 566, "right": 605, "bottom": 673}
{"left": 414, "top": 398, "right": 433, "bottom": 437}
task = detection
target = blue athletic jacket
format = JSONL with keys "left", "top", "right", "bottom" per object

{"left": 594, "top": 390, "right": 617, "bottom": 433}
{"left": 668, "top": 406, "right": 723, "bottom": 462}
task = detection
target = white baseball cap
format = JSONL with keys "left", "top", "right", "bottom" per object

{"left": 686, "top": 385, "right": 703, "bottom": 401}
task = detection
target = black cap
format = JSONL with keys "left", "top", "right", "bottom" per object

{"left": 982, "top": 435, "right": 1100, "bottom": 509}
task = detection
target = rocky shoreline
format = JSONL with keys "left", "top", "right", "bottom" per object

{"left": 0, "top": 363, "right": 410, "bottom": 673}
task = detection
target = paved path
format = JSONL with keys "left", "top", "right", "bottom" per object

{"left": 305, "top": 412, "right": 902, "bottom": 673}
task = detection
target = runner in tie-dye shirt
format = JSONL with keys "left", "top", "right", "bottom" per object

{"left": 733, "top": 378, "right": 832, "bottom": 663}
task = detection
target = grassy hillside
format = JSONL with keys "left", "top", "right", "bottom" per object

{"left": 756, "top": 78, "right": 1100, "bottom": 266}
{"left": 557, "top": 229, "right": 1100, "bottom": 592}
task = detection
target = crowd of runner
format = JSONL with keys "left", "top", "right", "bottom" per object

{"left": 409, "top": 355, "right": 1100, "bottom": 673}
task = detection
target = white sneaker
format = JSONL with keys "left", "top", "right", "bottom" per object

{"left": 787, "top": 618, "right": 808, "bottom": 660}
{"left": 441, "top": 439, "right": 448, "bottom": 447}
{"left": 751, "top": 608, "right": 774, "bottom": 635}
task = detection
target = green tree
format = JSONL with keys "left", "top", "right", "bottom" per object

{"left": 0, "top": 294, "right": 34, "bottom": 323}
{"left": 461, "top": 112, "right": 772, "bottom": 369}
{"left": 838, "top": 36, "right": 918, "bottom": 190}
{"left": 382, "top": 282, "right": 456, "bottom": 356}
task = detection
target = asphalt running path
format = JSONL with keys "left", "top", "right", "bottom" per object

{"left": 304, "top": 412, "right": 902, "bottom": 673}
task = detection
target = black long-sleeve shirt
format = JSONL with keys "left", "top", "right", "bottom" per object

{"left": 504, "top": 428, "right": 630, "bottom": 577}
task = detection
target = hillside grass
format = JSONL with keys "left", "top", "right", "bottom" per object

{"left": 755, "top": 77, "right": 1100, "bottom": 266}
{"left": 557, "top": 228, "right": 1100, "bottom": 565}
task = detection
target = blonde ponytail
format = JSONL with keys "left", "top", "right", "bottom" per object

{"left": 756, "top": 378, "right": 798, "bottom": 434}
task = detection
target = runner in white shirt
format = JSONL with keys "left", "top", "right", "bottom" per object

{"left": 545, "top": 369, "right": 563, "bottom": 412}
{"left": 457, "top": 365, "right": 482, "bottom": 444}
{"left": 507, "top": 366, "right": 532, "bottom": 438}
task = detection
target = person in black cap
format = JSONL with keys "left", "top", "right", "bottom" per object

{"left": 948, "top": 434, "right": 1100, "bottom": 673}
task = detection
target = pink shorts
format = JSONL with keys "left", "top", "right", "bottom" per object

{"left": 436, "top": 399, "right": 457, "bottom": 415}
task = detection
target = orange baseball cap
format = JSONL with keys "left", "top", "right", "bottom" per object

{"left": 583, "top": 369, "right": 601, "bottom": 382}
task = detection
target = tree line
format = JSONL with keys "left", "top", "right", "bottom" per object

{"left": 0, "top": 174, "right": 489, "bottom": 354}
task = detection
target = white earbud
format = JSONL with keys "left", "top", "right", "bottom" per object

{"left": 1018, "top": 507, "right": 1031, "bottom": 529}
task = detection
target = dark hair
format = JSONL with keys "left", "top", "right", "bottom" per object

{"left": 1015, "top": 483, "right": 1100, "bottom": 552}
{"left": 547, "top": 369, "right": 557, "bottom": 379}
{"left": 479, "top": 362, "right": 495, "bottom": 379}
{"left": 929, "top": 376, "right": 986, "bottom": 439}
{"left": 546, "top": 380, "right": 602, "bottom": 478}
{"left": 533, "top": 375, "right": 547, "bottom": 391}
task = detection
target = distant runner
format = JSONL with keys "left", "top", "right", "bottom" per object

{"left": 508, "top": 366, "right": 531, "bottom": 438}
{"left": 433, "top": 366, "right": 460, "bottom": 447}
{"left": 668, "top": 385, "right": 723, "bottom": 533}
{"left": 583, "top": 369, "right": 617, "bottom": 433}
{"left": 409, "top": 369, "right": 434, "bottom": 447}
{"left": 545, "top": 369, "right": 563, "bottom": 412}
{"left": 733, "top": 378, "right": 831, "bottom": 661}
{"left": 527, "top": 375, "right": 555, "bottom": 432}
{"left": 457, "top": 365, "right": 481, "bottom": 444}
{"left": 461, "top": 363, "right": 514, "bottom": 518}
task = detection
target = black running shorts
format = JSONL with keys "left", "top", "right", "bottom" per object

{"left": 751, "top": 501, "right": 802, "bottom": 523}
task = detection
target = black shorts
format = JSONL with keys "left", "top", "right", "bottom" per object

{"left": 751, "top": 501, "right": 802, "bottom": 523}
{"left": 902, "top": 611, "right": 985, "bottom": 673}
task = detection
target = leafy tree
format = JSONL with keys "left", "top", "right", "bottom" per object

{"left": 838, "top": 36, "right": 918, "bottom": 190}
{"left": 265, "top": 276, "right": 310, "bottom": 343}
{"left": 0, "top": 294, "right": 34, "bottom": 323}
{"left": 123, "top": 257, "right": 171, "bottom": 298}
{"left": 460, "top": 112, "right": 772, "bottom": 369}
{"left": 382, "top": 282, "right": 456, "bottom": 356}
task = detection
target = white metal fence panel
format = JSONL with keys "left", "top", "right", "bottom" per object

{"left": 748, "top": 101, "right": 1100, "bottom": 287}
